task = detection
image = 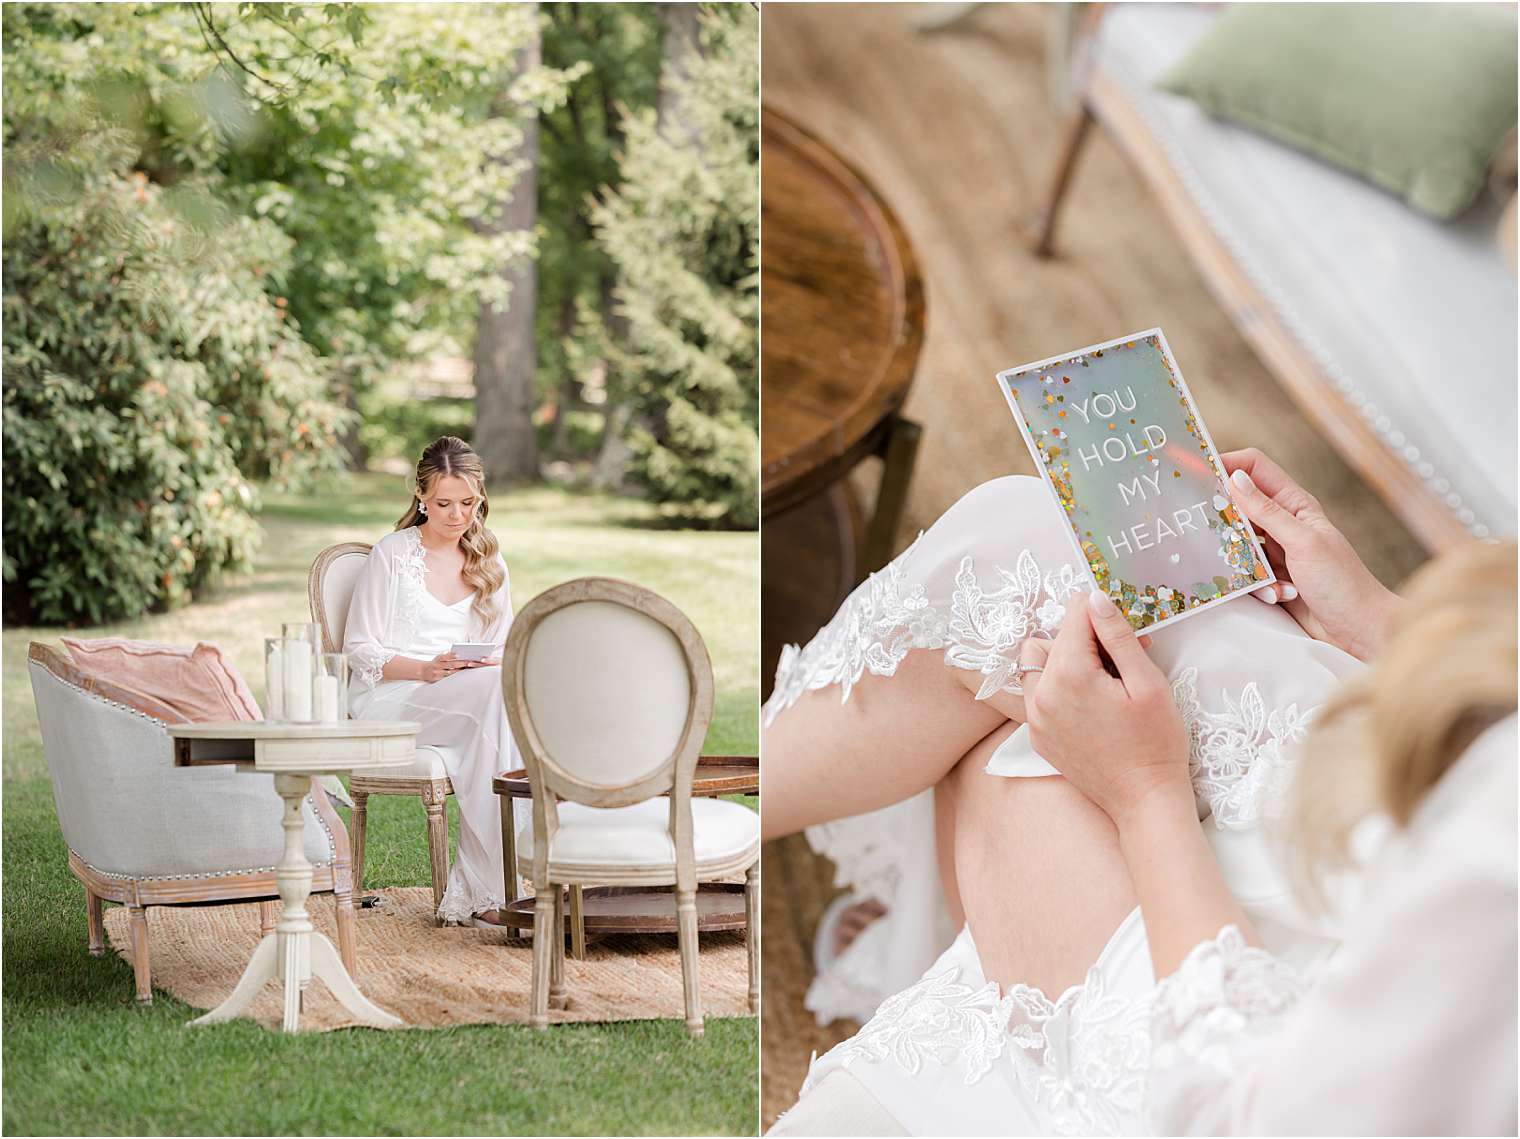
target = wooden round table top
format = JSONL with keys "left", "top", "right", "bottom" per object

{"left": 761, "top": 106, "right": 926, "bottom": 516}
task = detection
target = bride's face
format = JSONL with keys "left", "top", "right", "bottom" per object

{"left": 420, "top": 474, "right": 480, "bottom": 541}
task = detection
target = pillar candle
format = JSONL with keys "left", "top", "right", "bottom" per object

{"left": 313, "top": 674, "right": 341, "bottom": 723}
{"left": 284, "top": 639, "right": 313, "bottom": 722}
{"left": 265, "top": 643, "right": 285, "bottom": 721}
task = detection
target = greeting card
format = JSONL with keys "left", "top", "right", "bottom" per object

{"left": 996, "top": 328, "right": 1274, "bottom": 634}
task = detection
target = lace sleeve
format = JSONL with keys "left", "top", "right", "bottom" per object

{"left": 342, "top": 542, "right": 399, "bottom": 692}
{"left": 1147, "top": 925, "right": 1306, "bottom": 1135}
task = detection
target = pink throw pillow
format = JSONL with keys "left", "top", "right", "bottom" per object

{"left": 61, "top": 638, "right": 261, "bottom": 723}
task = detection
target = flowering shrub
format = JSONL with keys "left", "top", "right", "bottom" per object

{"left": 2, "top": 175, "right": 348, "bottom": 624}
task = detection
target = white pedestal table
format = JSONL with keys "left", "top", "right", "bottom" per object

{"left": 169, "top": 719, "right": 419, "bottom": 1032}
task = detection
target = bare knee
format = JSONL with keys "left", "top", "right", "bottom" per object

{"left": 946, "top": 736, "right": 1137, "bottom": 996}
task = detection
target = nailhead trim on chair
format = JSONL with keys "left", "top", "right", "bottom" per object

{"left": 1106, "top": 51, "right": 1491, "bottom": 540}
{"left": 40, "top": 668, "right": 343, "bottom": 869}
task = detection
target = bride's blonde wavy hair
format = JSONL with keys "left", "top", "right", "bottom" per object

{"left": 1287, "top": 541, "right": 1517, "bottom": 909}
{"left": 394, "top": 436, "right": 506, "bottom": 634}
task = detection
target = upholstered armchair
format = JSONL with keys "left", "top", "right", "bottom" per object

{"left": 26, "top": 642, "right": 355, "bottom": 1005}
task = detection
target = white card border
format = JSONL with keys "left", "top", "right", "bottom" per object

{"left": 994, "top": 326, "right": 1276, "bottom": 637}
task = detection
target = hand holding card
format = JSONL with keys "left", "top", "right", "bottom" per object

{"left": 450, "top": 642, "right": 501, "bottom": 663}
{"left": 997, "top": 328, "right": 1274, "bottom": 634}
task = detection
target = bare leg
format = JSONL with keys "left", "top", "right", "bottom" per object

{"left": 763, "top": 649, "right": 1018, "bottom": 840}
{"left": 937, "top": 726, "right": 1136, "bottom": 997}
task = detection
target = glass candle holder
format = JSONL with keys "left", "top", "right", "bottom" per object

{"left": 263, "top": 637, "right": 287, "bottom": 722}
{"left": 313, "top": 653, "right": 348, "bottom": 724}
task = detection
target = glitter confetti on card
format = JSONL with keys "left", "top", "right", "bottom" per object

{"left": 997, "top": 330, "right": 1274, "bottom": 634}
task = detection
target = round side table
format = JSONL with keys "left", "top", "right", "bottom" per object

{"left": 761, "top": 106, "right": 927, "bottom": 695}
{"left": 170, "top": 720, "right": 418, "bottom": 1032}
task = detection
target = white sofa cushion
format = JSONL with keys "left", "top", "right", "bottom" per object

{"left": 516, "top": 796, "right": 759, "bottom": 874}
{"left": 348, "top": 745, "right": 451, "bottom": 782}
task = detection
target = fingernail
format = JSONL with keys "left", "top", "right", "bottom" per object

{"left": 1280, "top": 583, "right": 1299, "bottom": 601}
{"left": 1089, "top": 589, "right": 1117, "bottom": 615}
{"left": 1261, "top": 586, "right": 1278, "bottom": 604}
{"left": 1230, "top": 469, "right": 1254, "bottom": 493}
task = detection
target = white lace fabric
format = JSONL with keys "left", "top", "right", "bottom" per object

{"left": 813, "top": 918, "right": 1156, "bottom": 1137}
{"left": 769, "top": 476, "right": 1374, "bottom": 1134}
{"left": 1149, "top": 925, "right": 1305, "bottom": 1080}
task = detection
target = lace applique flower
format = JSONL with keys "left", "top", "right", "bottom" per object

{"left": 1151, "top": 924, "right": 1305, "bottom": 1077}
{"left": 1172, "top": 668, "right": 1317, "bottom": 829}
{"left": 832, "top": 966, "right": 1016, "bottom": 1084}
{"left": 765, "top": 542, "right": 1086, "bottom": 722}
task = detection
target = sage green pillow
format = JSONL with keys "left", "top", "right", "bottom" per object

{"left": 1158, "top": 3, "right": 1518, "bottom": 220}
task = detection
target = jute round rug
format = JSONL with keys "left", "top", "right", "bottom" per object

{"left": 104, "top": 887, "right": 752, "bottom": 1032}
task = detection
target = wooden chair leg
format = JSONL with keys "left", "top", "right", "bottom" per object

{"left": 676, "top": 887, "right": 703, "bottom": 1038}
{"left": 348, "top": 790, "right": 369, "bottom": 895}
{"left": 127, "top": 904, "right": 152, "bottom": 1005}
{"left": 333, "top": 887, "right": 357, "bottom": 976}
{"left": 258, "top": 900, "right": 279, "bottom": 938}
{"left": 549, "top": 888, "right": 568, "bottom": 1010}
{"left": 745, "top": 862, "right": 759, "bottom": 1015}
{"left": 1031, "top": 101, "right": 1094, "bottom": 258}
{"left": 531, "top": 889, "right": 554, "bottom": 1030}
{"left": 569, "top": 885, "right": 586, "bottom": 960}
{"left": 423, "top": 790, "right": 449, "bottom": 925}
{"left": 86, "top": 890, "right": 105, "bottom": 957}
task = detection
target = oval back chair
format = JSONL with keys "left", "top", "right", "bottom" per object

{"left": 503, "top": 577, "right": 758, "bottom": 1036}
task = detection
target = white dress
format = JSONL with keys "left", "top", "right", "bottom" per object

{"left": 342, "top": 525, "right": 522, "bottom": 923}
{"left": 766, "top": 475, "right": 1515, "bottom": 1135}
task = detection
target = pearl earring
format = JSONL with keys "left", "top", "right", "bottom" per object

{"left": 417, "top": 500, "right": 427, "bottom": 517}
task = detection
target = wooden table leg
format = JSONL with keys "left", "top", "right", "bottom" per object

{"left": 500, "top": 794, "right": 519, "bottom": 910}
{"left": 569, "top": 885, "right": 586, "bottom": 960}
{"left": 860, "top": 414, "right": 922, "bottom": 579}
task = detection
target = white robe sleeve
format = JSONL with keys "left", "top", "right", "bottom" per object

{"left": 1148, "top": 718, "right": 1519, "bottom": 1136}
{"left": 343, "top": 541, "right": 399, "bottom": 693}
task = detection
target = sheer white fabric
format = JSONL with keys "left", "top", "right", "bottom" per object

{"left": 1149, "top": 715, "right": 1517, "bottom": 1137}
{"left": 768, "top": 476, "right": 1369, "bottom": 1134}
{"left": 343, "top": 526, "right": 522, "bottom": 923}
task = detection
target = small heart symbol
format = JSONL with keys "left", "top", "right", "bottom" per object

{"left": 1169, "top": 553, "right": 1181, "bottom": 564}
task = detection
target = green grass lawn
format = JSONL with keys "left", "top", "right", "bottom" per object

{"left": 2, "top": 472, "right": 759, "bottom": 1136}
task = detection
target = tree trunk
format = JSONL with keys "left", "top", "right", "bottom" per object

{"left": 657, "top": 3, "right": 702, "bottom": 128}
{"left": 472, "top": 5, "right": 541, "bottom": 483}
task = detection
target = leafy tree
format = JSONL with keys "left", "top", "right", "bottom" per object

{"left": 2, "top": 173, "right": 344, "bottom": 624}
{"left": 591, "top": 4, "right": 758, "bottom": 528}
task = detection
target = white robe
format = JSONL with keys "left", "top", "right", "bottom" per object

{"left": 342, "top": 525, "right": 521, "bottom": 923}
{"left": 766, "top": 475, "right": 1516, "bottom": 1135}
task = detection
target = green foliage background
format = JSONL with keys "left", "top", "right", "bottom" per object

{"left": 593, "top": 7, "right": 759, "bottom": 529}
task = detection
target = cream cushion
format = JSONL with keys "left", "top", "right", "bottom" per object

{"left": 348, "top": 744, "right": 451, "bottom": 782}
{"left": 516, "top": 797, "right": 758, "bottom": 874}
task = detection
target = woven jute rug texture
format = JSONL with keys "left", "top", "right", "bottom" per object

{"left": 105, "top": 887, "right": 752, "bottom": 1032}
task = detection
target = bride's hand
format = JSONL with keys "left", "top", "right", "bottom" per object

{"left": 420, "top": 652, "right": 468, "bottom": 682}
{"left": 1022, "top": 591, "right": 1193, "bottom": 828}
{"left": 1222, "top": 448, "right": 1400, "bottom": 661}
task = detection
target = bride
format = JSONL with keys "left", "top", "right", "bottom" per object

{"left": 343, "top": 435, "right": 520, "bottom": 927}
{"left": 765, "top": 448, "right": 1516, "bottom": 1134}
